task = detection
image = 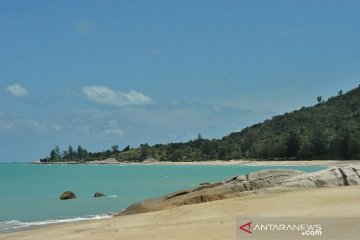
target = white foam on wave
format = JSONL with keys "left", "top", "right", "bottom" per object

{"left": 76, "top": 195, "right": 118, "bottom": 200}
{"left": 0, "top": 214, "right": 112, "bottom": 232}
{"left": 107, "top": 195, "right": 118, "bottom": 198}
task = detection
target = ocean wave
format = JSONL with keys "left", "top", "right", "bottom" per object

{"left": 75, "top": 195, "right": 118, "bottom": 200}
{"left": 0, "top": 214, "right": 112, "bottom": 232}
{"left": 107, "top": 195, "right": 118, "bottom": 198}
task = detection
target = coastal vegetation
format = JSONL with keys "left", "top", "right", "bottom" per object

{"left": 42, "top": 85, "right": 360, "bottom": 163}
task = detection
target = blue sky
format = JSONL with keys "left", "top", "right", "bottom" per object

{"left": 1, "top": 0, "right": 359, "bottom": 162}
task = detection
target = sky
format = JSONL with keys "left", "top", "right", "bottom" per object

{"left": 1, "top": 0, "right": 360, "bottom": 162}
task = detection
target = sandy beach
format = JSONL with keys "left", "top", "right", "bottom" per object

{"left": 150, "top": 159, "right": 360, "bottom": 167}
{"left": 38, "top": 159, "right": 356, "bottom": 167}
{"left": 1, "top": 184, "right": 359, "bottom": 240}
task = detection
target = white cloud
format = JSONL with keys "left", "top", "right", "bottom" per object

{"left": 78, "top": 125, "right": 91, "bottom": 133}
{"left": 0, "top": 115, "right": 48, "bottom": 132}
{"left": 54, "top": 124, "right": 61, "bottom": 131}
{"left": 6, "top": 84, "right": 29, "bottom": 97}
{"left": 104, "top": 128, "right": 124, "bottom": 136}
{"left": 82, "top": 85, "right": 153, "bottom": 106}
{"left": 0, "top": 122, "right": 14, "bottom": 130}
{"left": 106, "top": 120, "right": 119, "bottom": 129}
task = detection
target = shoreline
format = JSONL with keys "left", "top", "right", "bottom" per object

{"left": 0, "top": 214, "right": 113, "bottom": 235}
{"left": 2, "top": 161, "right": 358, "bottom": 238}
{"left": 1, "top": 185, "right": 359, "bottom": 240}
{"left": 31, "top": 159, "right": 358, "bottom": 167}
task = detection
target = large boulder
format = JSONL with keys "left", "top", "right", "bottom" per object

{"left": 279, "top": 164, "right": 360, "bottom": 188}
{"left": 247, "top": 169, "right": 305, "bottom": 189}
{"left": 94, "top": 192, "right": 106, "bottom": 198}
{"left": 116, "top": 164, "right": 360, "bottom": 216}
{"left": 117, "top": 169, "right": 305, "bottom": 215}
{"left": 59, "top": 191, "right": 76, "bottom": 200}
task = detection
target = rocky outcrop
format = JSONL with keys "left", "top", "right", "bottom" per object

{"left": 278, "top": 164, "right": 360, "bottom": 188}
{"left": 94, "top": 192, "right": 106, "bottom": 198}
{"left": 117, "top": 164, "right": 360, "bottom": 216}
{"left": 59, "top": 191, "right": 77, "bottom": 200}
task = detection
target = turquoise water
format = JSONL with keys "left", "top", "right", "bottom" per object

{"left": 0, "top": 163, "right": 325, "bottom": 232}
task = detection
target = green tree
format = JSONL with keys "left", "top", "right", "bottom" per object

{"left": 54, "top": 146, "right": 60, "bottom": 159}
{"left": 50, "top": 149, "right": 56, "bottom": 161}
{"left": 338, "top": 128, "right": 351, "bottom": 160}
{"left": 77, "top": 145, "right": 85, "bottom": 160}
{"left": 68, "top": 145, "right": 74, "bottom": 160}
{"left": 286, "top": 131, "right": 300, "bottom": 159}
{"left": 62, "top": 150, "right": 69, "bottom": 160}
{"left": 310, "top": 128, "right": 326, "bottom": 158}
{"left": 194, "top": 133, "right": 204, "bottom": 148}
{"left": 317, "top": 96, "right": 323, "bottom": 104}
{"left": 122, "top": 145, "right": 130, "bottom": 152}
{"left": 217, "top": 144, "right": 227, "bottom": 160}
{"left": 50, "top": 146, "right": 61, "bottom": 161}
{"left": 140, "top": 143, "right": 149, "bottom": 159}
{"left": 111, "top": 145, "right": 119, "bottom": 153}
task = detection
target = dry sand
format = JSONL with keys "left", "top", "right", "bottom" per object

{"left": 1, "top": 185, "right": 360, "bottom": 240}
{"left": 42, "top": 159, "right": 353, "bottom": 166}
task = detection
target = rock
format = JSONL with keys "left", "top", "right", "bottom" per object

{"left": 94, "top": 192, "right": 106, "bottom": 198}
{"left": 338, "top": 164, "right": 360, "bottom": 185}
{"left": 279, "top": 165, "right": 360, "bottom": 188}
{"left": 115, "top": 164, "right": 360, "bottom": 216}
{"left": 199, "top": 182, "right": 210, "bottom": 186}
{"left": 59, "top": 191, "right": 76, "bottom": 200}
{"left": 116, "top": 169, "right": 305, "bottom": 215}
{"left": 247, "top": 169, "right": 305, "bottom": 190}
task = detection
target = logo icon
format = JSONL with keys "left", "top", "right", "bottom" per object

{"left": 239, "top": 221, "right": 252, "bottom": 234}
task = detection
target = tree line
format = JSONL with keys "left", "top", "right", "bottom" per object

{"left": 41, "top": 145, "right": 131, "bottom": 163}
{"left": 42, "top": 86, "right": 360, "bottom": 163}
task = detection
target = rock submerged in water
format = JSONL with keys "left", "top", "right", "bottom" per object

{"left": 59, "top": 191, "right": 76, "bottom": 200}
{"left": 94, "top": 192, "right": 106, "bottom": 198}
{"left": 116, "top": 164, "right": 360, "bottom": 216}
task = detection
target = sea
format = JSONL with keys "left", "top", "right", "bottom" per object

{"left": 0, "top": 163, "right": 325, "bottom": 233}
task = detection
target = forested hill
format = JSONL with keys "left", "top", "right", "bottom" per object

{"left": 44, "top": 86, "right": 360, "bottom": 163}
{"left": 222, "top": 87, "right": 360, "bottom": 160}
